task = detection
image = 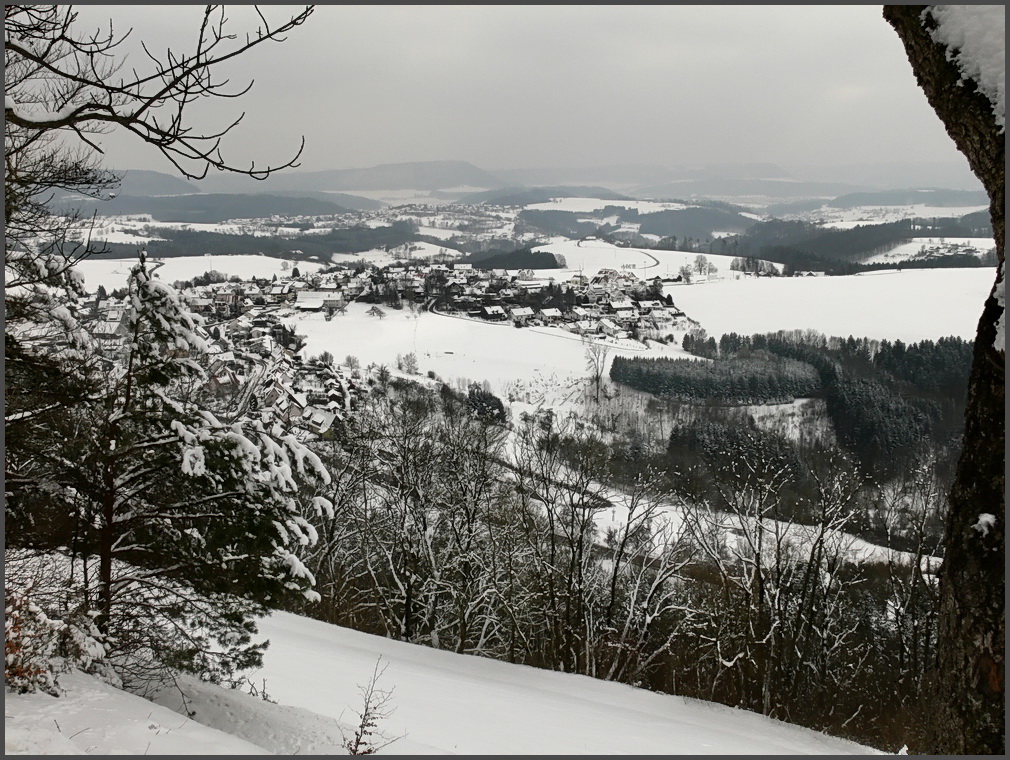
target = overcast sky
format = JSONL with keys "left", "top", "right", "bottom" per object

{"left": 71, "top": 5, "right": 978, "bottom": 185}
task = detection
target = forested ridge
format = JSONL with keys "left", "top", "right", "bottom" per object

{"left": 612, "top": 330, "right": 972, "bottom": 478}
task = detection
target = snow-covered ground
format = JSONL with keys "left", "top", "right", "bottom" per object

{"left": 5, "top": 611, "right": 880, "bottom": 755}
{"left": 285, "top": 303, "right": 690, "bottom": 398}
{"left": 862, "top": 236, "right": 996, "bottom": 265}
{"left": 532, "top": 238, "right": 765, "bottom": 280}
{"left": 73, "top": 254, "right": 328, "bottom": 293}
{"left": 416, "top": 225, "right": 458, "bottom": 240}
{"left": 525, "top": 197, "right": 695, "bottom": 214}
{"left": 73, "top": 215, "right": 311, "bottom": 239}
{"left": 813, "top": 204, "right": 989, "bottom": 229}
{"left": 667, "top": 267, "right": 995, "bottom": 342}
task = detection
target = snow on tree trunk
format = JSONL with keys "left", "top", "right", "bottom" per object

{"left": 883, "top": 6, "right": 1004, "bottom": 754}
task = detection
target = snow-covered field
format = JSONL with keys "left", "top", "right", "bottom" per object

{"left": 417, "top": 225, "right": 458, "bottom": 240}
{"left": 667, "top": 267, "right": 995, "bottom": 343}
{"left": 73, "top": 254, "right": 327, "bottom": 293}
{"left": 862, "top": 236, "right": 996, "bottom": 265}
{"left": 525, "top": 196, "right": 695, "bottom": 214}
{"left": 814, "top": 204, "right": 989, "bottom": 229}
{"left": 285, "top": 303, "right": 688, "bottom": 398}
{"left": 74, "top": 215, "right": 310, "bottom": 240}
{"left": 532, "top": 238, "right": 764, "bottom": 280}
{"left": 4, "top": 611, "right": 880, "bottom": 755}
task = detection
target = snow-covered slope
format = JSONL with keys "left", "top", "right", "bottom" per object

{"left": 5, "top": 610, "right": 881, "bottom": 755}
{"left": 74, "top": 254, "right": 326, "bottom": 293}
{"left": 4, "top": 670, "right": 271, "bottom": 755}
{"left": 666, "top": 267, "right": 993, "bottom": 342}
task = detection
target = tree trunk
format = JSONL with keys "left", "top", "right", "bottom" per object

{"left": 883, "top": 6, "right": 1005, "bottom": 754}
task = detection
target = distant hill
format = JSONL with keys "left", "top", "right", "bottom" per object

{"left": 633, "top": 177, "right": 867, "bottom": 200}
{"left": 455, "top": 185, "right": 633, "bottom": 205}
{"left": 490, "top": 165, "right": 675, "bottom": 189}
{"left": 112, "top": 170, "right": 202, "bottom": 196}
{"left": 826, "top": 188, "right": 990, "bottom": 208}
{"left": 959, "top": 210, "right": 994, "bottom": 236}
{"left": 195, "top": 160, "right": 506, "bottom": 193}
{"left": 228, "top": 190, "right": 383, "bottom": 211}
{"left": 487, "top": 163, "right": 799, "bottom": 191}
{"left": 64, "top": 193, "right": 353, "bottom": 223}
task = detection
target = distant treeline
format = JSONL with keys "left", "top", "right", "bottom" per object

{"left": 610, "top": 353, "right": 820, "bottom": 404}
{"left": 611, "top": 329, "right": 973, "bottom": 476}
{"left": 517, "top": 202, "right": 756, "bottom": 242}
{"left": 825, "top": 188, "right": 989, "bottom": 208}
{"left": 517, "top": 209, "right": 600, "bottom": 238}
{"left": 467, "top": 246, "right": 563, "bottom": 270}
{"left": 710, "top": 215, "right": 992, "bottom": 272}
{"left": 99, "top": 220, "right": 421, "bottom": 261}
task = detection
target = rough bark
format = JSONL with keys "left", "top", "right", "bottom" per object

{"left": 883, "top": 6, "right": 1005, "bottom": 754}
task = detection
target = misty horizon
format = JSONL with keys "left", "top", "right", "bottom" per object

{"left": 70, "top": 5, "right": 983, "bottom": 193}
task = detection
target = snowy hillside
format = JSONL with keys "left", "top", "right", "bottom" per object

{"left": 5, "top": 610, "right": 881, "bottom": 755}
{"left": 74, "top": 254, "right": 327, "bottom": 293}
{"left": 532, "top": 237, "right": 761, "bottom": 280}
{"left": 667, "top": 267, "right": 994, "bottom": 343}
{"left": 285, "top": 302, "right": 683, "bottom": 398}
{"left": 815, "top": 204, "right": 989, "bottom": 229}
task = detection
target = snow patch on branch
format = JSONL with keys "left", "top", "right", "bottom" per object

{"left": 926, "top": 5, "right": 1006, "bottom": 131}
{"left": 311, "top": 496, "right": 334, "bottom": 520}
{"left": 972, "top": 512, "right": 997, "bottom": 537}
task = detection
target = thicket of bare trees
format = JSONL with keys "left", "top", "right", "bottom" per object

{"left": 284, "top": 375, "right": 949, "bottom": 750}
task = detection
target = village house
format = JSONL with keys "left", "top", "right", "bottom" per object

{"left": 213, "top": 288, "right": 242, "bottom": 317}
{"left": 261, "top": 378, "right": 308, "bottom": 423}
{"left": 508, "top": 306, "right": 534, "bottom": 324}
{"left": 187, "top": 296, "right": 214, "bottom": 315}
{"left": 295, "top": 290, "right": 346, "bottom": 313}
{"left": 481, "top": 305, "right": 507, "bottom": 321}
{"left": 538, "top": 307, "right": 563, "bottom": 324}
{"left": 267, "top": 282, "right": 292, "bottom": 304}
{"left": 598, "top": 317, "right": 624, "bottom": 338}
{"left": 634, "top": 299, "right": 665, "bottom": 315}
{"left": 299, "top": 405, "right": 337, "bottom": 437}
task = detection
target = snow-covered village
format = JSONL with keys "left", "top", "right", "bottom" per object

{"left": 4, "top": 5, "right": 1005, "bottom": 757}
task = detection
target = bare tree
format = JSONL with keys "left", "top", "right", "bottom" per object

{"left": 4, "top": 5, "right": 312, "bottom": 181}
{"left": 677, "top": 443, "right": 870, "bottom": 726}
{"left": 340, "top": 658, "right": 403, "bottom": 755}
{"left": 583, "top": 337, "right": 611, "bottom": 404}
{"left": 883, "top": 7, "right": 1004, "bottom": 753}
{"left": 595, "top": 466, "right": 696, "bottom": 685}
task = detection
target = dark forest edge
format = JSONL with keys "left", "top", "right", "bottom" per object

{"left": 611, "top": 329, "right": 973, "bottom": 481}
